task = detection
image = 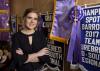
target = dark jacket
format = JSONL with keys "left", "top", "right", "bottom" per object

{"left": 10, "top": 30, "right": 50, "bottom": 71}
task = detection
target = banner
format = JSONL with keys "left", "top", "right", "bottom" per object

{"left": 47, "top": 39, "right": 64, "bottom": 71}
{"left": 0, "top": 0, "right": 9, "bottom": 30}
{"left": 0, "top": 0, "right": 10, "bottom": 41}
{"left": 80, "top": 5, "right": 100, "bottom": 71}
{"left": 41, "top": 13, "right": 64, "bottom": 71}
{"left": 41, "top": 12, "right": 53, "bottom": 34}
{"left": 50, "top": 0, "right": 75, "bottom": 43}
{"left": 67, "top": 5, "right": 84, "bottom": 63}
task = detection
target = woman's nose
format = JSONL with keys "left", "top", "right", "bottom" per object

{"left": 31, "top": 19, "right": 35, "bottom": 22}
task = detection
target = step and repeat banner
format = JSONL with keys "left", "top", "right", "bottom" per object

{"left": 80, "top": 5, "right": 100, "bottom": 71}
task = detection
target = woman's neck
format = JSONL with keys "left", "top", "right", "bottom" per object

{"left": 21, "top": 29, "right": 35, "bottom": 35}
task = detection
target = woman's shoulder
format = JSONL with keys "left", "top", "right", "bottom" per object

{"left": 11, "top": 31, "right": 22, "bottom": 39}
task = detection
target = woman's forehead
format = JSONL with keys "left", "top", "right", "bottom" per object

{"left": 26, "top": 12, "right": 38, "bottom": 18}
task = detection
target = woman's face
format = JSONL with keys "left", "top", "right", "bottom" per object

{"left": 24, "top": 12, "right": 38, "bottom": 30}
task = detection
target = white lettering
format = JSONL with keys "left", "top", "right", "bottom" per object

{"left": 85, "top": 31, "right": 99, "bottom": 38}
{"left": 82, "top": 24, "right": 100, "bottom": 30}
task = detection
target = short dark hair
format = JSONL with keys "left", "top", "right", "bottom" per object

{"left": 23, "top": 8, "right": 39, "bottom": 18}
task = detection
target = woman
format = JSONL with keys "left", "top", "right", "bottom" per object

{"left": 10, "top": 8, "right": 50, "bottom": 71}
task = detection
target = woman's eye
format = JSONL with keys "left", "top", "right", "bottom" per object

{"left": 27, "top": 17, "right": 32, "bottom": 19}
{"left": 26, "top": 17, "right": 38, "bottom": 20}
{"left": 34, "top": 18, "right": 38, "bottom": 20}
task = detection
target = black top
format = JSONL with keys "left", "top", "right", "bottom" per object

{"left": 10, "top": 30, "right": 50, "bottom": 71}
